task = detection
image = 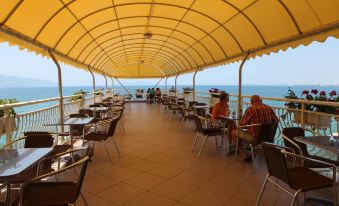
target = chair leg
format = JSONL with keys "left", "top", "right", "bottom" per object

{"left": 118, "top": 123, "right": 125, "bottom": 136}
{"left": 234, "top": 134, "right": 240, "bottom": 160}
{"left": 290, "top": 190, "right": 301, "bottom": 206}
{"left": 104, "top": 142, "right": 114, "bottom": 165}
{"left": 198, "top": 136, "right": 208, "bottom": 159}
{"left": 112, "top": 137, "right": 121, "bottom": 157}
{"left": 215, "top": 136, "right": 218, "bottom": 150}
{"left": 80, "top": 191, "right": 89, "bottom": 206}
{"left": 255, "top": 174, "right": 270, "bottom": 206}
{"left": 191, "top": 133, "right": 200, "bottom": 152}
{"left": 250, "top": 144, "right": 256, "bottom": 172}
{"left": 179, "top": 118, "right": 185, "bottom": 130}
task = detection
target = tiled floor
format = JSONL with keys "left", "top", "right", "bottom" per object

{"left": 76, "top": 103, "right": 332, "bottom": 206}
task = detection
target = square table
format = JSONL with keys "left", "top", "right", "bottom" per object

{"left": 295, "top": 136, "right": 339, "bottom": 159}
{"left": 0, "top": 148, "right": 53, "bottom": 179}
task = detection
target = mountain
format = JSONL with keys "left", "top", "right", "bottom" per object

{"left": 0, "top": 75, "right": 57, "bottom": 88}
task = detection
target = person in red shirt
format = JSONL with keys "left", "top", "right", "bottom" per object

{"left": 231, "top": 95, "right": 278, "bottom": 159}
{"left": 211, "top": 92, "right": 230, "bottom": 120}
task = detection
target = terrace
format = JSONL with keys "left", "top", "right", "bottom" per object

{"left": 0, "top": 0, "right": 339, "bottom": 205}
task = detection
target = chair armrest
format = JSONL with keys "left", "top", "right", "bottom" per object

{"left": 1, "top": 137, "right": 26, "bottom": 150}
{"left": 238, "top": 123, "right": 262, "bottom": 129}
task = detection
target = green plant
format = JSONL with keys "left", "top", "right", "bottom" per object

{"left": 0, "top": 98, "right": 17, "bottom": 117}
{"left": 70, "top": 90, "right": 88, "bottom": 102}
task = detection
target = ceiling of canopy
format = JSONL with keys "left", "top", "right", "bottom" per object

{"left": 0, "top": 0, "right": 338, "bottom": 78}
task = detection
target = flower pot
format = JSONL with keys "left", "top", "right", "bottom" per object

{"left": 169, "top": 91, "right": 176, "bottom": 97}
{"left": 183, "top": 92, "right": 190, "bottom": 99}
{"left": 293, "top": 111, "right": 309, "bottom": 124}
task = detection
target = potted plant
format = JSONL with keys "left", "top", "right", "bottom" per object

{"left": 285, "top": 88, "right": 338, "bottom": 127}
{"left": 70, "top": 90, "right": 88, "bottom": 108}
{"left": 209, "top": 88, "right": 225, "bottom": 106}
{"left": 182, "top": 87, "right": 193, "bottom": 99}
{"left": 0, "top": 98, "right": 17, "bottom": 135}
{"left": 169, "top": 86, "right": 176, "bottom": 96}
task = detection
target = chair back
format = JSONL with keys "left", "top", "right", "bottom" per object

{"left": 23, "top": 132, "right": 54, "bottom": 148}
{"left": 188, "top": 101, "right": 198, "bottom": 107}
{"left": 108, "top": 118, "right": 119, "bottom": 137}
{"left": 20, "top": 149, "right": 89, "bottom": 206}
{"left": 257, "top": 123, "right": 278, "bottom": 144}
{"left": 194, "top": 115, "right": 204, "bottom": 133}
{"left": 262, "top": 142, "right": 290, "bottom": 184}
{"left": 282, "top": 127, "right": 307, "bottom": 156}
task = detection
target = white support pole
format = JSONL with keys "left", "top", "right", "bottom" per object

{"left": 165, "top": 77, "right": 168, "bottom": 95}
{"left": 88, "top": 67, "right": 96, "bottom": 103}
{"left": 110, "top": 77, "right": 114, "bottom": 95}
{"left": 193, "top": 69, "right": 199, "bottom": 101}
{"left": 115, "top": 78, "right": 131, "bottom": 95}
{"left": 175, "top": 74, "right": 179, "bottom": 97}
{"left": 102, "top": 72, "right": 108, "bottom": 92}
{"left": 238, "top": 53, "right": 250, "bottom": 118}
{"left": 49, "top": 50, "right": 64, "bottom": 133}
{"left": 153, "top": 78, "right": 163, "bottom": 89}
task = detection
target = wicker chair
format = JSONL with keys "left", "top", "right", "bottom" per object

{"left": 282, "top": 127, "right": 339, "bottom": 167}
{"left": 191, "top": 115, "right": 225, "bottom": 158}
{"left": 18, "top": 149, "right": 90, "bottom": 206}
{"left": 257, "top": 142, "right": 337, "bottom": 206}
{"left": 82, "top": 118, "right": 120, "bottom": 164}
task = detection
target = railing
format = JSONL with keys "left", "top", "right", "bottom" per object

{"left": 0, "top": 90, "right": 114, "bottom": 146}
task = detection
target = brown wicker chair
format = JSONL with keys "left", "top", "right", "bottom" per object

{"left": 234, "top": 123, "right": 278, "bottom": 169}
{"left": 19, "top": 149, "right": 90, "bottom": 206}
{"left": 191, "top": 115, "right": 225, "bottom": 158}
{"left": 82, "top": 118, "right": 120, "bottom": 164}
{"left": 256, "top": 142, "right": 337, "bottom": 206}
{"left": 282, "top": 127, "right": 339, "bottom": 168}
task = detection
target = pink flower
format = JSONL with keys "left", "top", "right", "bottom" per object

{"left": 311, "top": 89, "right": 318, "bottom": 95}
{"left": 302, "top": 90, "right": 309, "bottom": 95}
{"left": 320, "top": 91, "right": 326, "bottom": 96}
{"left": 329, "top": 91, "right": 337, "bottom": 97}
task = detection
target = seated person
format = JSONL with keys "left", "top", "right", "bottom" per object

{"left": 211, "top": 92, "right": 230, "bottom": 120}
{"left": 155, "top": 88, "right": 162, "bottom": 96}
{"left": 149, "top": 88, "right": 156, "bottom": 103}
{"left": 231, "top": 95, "right": 278, "bottom": 159}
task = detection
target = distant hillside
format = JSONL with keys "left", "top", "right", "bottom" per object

{"left": 0, "top": 75, "right": 57, "bottom": 88}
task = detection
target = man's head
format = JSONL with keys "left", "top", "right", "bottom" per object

{"left": 250, "top": 95, "right": 261, "bottom": 104}
{"left": 219, "top": 92, "right": 229, "bottom": 103}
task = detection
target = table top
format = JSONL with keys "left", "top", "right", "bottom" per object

{"left": 86, "top": 107, "right": 110, "bottom": 111}
{"left": 45, "top": 117, "right": 94, "bottom": 126}
{"left": 193, "top": 105, "right": 210, "bottom": 109}
{"left": 0, "top": 148, "right": 53, "bottom": 178}
{"left": 295, "top": 136, "right": 339, "bottom": 154}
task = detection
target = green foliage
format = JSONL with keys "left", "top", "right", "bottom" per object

{"left": 70, "top": 90, "right": 88, "bottom": 102}
{"left": 0, "top": 98, "right": 17, "bottom": 117}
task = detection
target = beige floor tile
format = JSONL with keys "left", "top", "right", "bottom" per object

{"left": 77, "top": 195, "right": 118, "bottom": 206}
{"left": 124, "top": 173, "right": 167, "bottom": 190}
{"left": 97, "top": 183, "right": 146, "bottom": 205}
{"left": 103, "top": 166, "right": 141, "bottom": 181}
{"left": 181, "top": 188, "right": 230, "bottom": 206}
{"left": 150, "top": 180, "right": 195, "bottom": 201}
{"left": 224, "top": 197, "right": 252, "bottom": 206}
{"left": 123, "top": 192, "right": 175, "bottom": 206}
{"left": 172, "top": 170, "right": 214, "bottom": 187}
{"left": 126, "top": 159, "right": 162, "bottom": 172}
{"left": 82, "top": 172, "right": 120, "bottom": 194}
{"left": 147, "top": 165, "right": 184, "bottom": 179}
{"left": 146, "top": 153, "right": 178, "bottom": 163}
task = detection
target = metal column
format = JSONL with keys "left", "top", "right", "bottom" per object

{"left": 102, "top": 72, "right": 108, "bottom": 92}
{"left": 164, "top": 77, "right": 168, "bottom": 95}
{"left": 237, "top": 53, "right": 250, "bottom": 118}
{"left": 110, "top": 77, "right": 115, "bottom": 95}
{"left": 115, "top": 78, "right": 131, "bottom": 95}
{"left": 193, "top": 69, "right": 199, "bottom": 101}
{"left": 153, "top": 78, "right": 163, "bottom": 89}
{"left": 174, "top": 74, "right": 179, "bottom": 97}
{"left": 49, "top": 51, "right": 64, "bottom": 133}
{"left": 88, "top": 67, "right": 96, "bottom": 103}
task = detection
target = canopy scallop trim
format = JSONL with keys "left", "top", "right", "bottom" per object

{"left": 0, "top": 0, "right": 338, "bottom": 78}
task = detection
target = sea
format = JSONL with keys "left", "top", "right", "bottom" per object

{"left": 1, "top": 85, "right": 339, "bottom": 114}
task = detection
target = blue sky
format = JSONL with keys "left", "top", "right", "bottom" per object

{"left": 0, "top": 37, "right": 338, "bottom": 86}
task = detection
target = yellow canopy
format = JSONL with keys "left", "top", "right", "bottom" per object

{"left": 0, "top": 0, "right": 338, "bottom": 78}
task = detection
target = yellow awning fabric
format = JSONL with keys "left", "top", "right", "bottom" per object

{"left": 0, "top": 0, "right": 338, "bottom": 78}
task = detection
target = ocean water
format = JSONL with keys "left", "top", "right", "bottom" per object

{"left": 1, "top": 85, "right": 339, "bottom": 113}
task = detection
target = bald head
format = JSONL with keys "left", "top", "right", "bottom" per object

{"left": 250, "top": 95, "right": 261, "bottom": 104}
